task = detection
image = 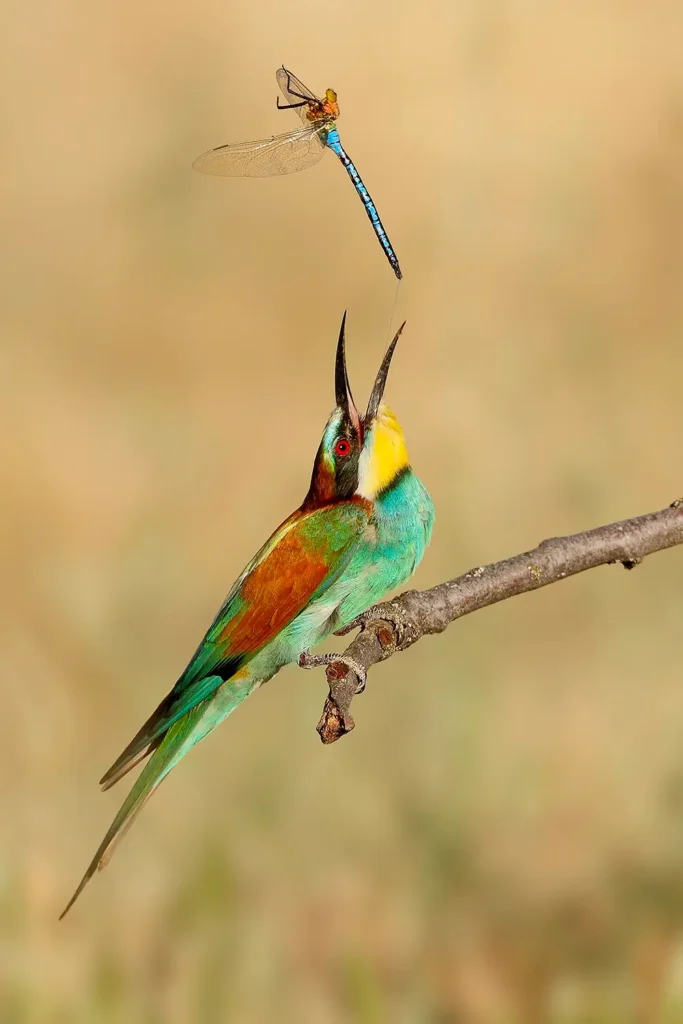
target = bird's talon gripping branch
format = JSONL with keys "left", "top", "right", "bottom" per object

{"left": 298, "top": 650, "right": 328, "bottom": 671}
{"left": 348, "top": 659, "right": 369, "bottom": 694}
{"left": 334, "top": 601, "right": 410, "bottom": 650}
{"left": 333, "top": 611, "right": 364, "bottom": 636}
{"left": 299, "top": 651, "right": 368, "bottom": 693}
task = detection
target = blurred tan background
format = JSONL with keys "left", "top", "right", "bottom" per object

{"left": 2, "top": 0, "right": 683, "bottom": 1020}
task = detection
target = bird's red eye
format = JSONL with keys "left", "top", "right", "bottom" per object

{"left": 334, "top": 438, "right": 351, "bottom": 458}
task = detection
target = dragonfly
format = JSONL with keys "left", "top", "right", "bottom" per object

{"left": 193, "top": 66, "right": 402, "bottom": 280}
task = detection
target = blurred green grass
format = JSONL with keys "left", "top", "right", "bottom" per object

{"left": 2, "top": 0, "right": 683, "bottom": 1020}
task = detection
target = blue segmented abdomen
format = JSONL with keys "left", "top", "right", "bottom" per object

{"left": 324, "top": 128, "right": 402, "bottom": 280}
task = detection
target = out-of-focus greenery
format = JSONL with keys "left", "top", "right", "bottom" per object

{"left": 2, "top": 1, "right": 683, "bottom": 1020}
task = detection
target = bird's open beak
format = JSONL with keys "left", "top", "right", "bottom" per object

{"left": 364, "top": 321, "right": 406, "bottom": 424}
{"left": 335, "top": 311, "right": 362, "bottom": 438}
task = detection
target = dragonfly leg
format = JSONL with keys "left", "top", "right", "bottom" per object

{"left": 279, "top": 69, "right": 312, "bottom": 104}
{"left": 276, "top": 98, "right": 309, "bottom": 110}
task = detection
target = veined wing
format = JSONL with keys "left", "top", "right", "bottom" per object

{"left": 276, "top": 66, "right": 319, "bottom": 123}
{"left": 99, "top": 500, "right": 370, "bottom": 788}
{"left": 193, "top": 125, "right": 325, "bottom": 178}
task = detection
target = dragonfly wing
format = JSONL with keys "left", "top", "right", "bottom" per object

{"left": 99, "top": 500, "right": 370, "bottom": 788}
{"left": 193, "top": 126, "right": 325, "bottom": 178}
{"left": 276, "top": 66, "right": 319, "bottom": 123}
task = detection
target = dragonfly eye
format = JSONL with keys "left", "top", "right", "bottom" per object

{"left": 334, "top": 438, "right": 351, "bottom": 458}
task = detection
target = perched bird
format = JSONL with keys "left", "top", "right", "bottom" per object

{"left": 61, "top": 314, "right": 434, "bottom": 917}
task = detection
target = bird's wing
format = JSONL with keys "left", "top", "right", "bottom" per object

{"left": 99, "top": 500, "right": 370, "bottom": 789}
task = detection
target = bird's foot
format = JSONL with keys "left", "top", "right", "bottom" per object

{"left": 298, "top": 650, "right": 368, "bottom": 694}
{"left": 334, "top": 600, "right": 410, "bottom": 649}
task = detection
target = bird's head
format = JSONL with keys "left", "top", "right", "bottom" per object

{"left": 304, "top": 313, "right": 410, "bottom": 507}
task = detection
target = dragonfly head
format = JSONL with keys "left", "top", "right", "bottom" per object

{"left": 304, "top": 315, "right": 409, "bottom": 508}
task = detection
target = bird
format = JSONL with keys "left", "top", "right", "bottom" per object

{"left": 60, "top": 313, "right": 434, "bottom": 917}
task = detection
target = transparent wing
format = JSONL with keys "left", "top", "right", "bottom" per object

{"left": 192, "top": 125, "right": 326, "bottom": 178}
{"left": 276, "top": 66, "right": 319, "bottom": 123}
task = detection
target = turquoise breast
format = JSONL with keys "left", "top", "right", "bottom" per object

{"left": 333, "top": 468, "right": 434, "bottom": 627}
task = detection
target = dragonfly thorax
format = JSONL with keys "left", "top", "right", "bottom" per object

{"left": 305, "top": 90, "right": 339, "bottom": 124}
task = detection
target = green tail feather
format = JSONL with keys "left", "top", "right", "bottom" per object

{"left": 60, "top": 673, "right": 260, "bottom": 919}
{"left": 98, "top": 674, "right": 225, "bottom": 791}
{"left": 59, "top": 707, "right": 205, "bottom": 919}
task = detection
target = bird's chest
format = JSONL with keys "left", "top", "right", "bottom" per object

{"left": 370, "top": 477, "right": 433, "bottom": 570}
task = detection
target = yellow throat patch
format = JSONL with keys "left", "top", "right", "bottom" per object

{"left": 358, "top": 405, "right": 410, "bottom": 498}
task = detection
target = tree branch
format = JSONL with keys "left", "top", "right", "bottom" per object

{"left": 308, "top": 499, "right": 683, "bottom": 744}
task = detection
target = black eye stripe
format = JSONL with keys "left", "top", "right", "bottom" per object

{"left": 332, "top": 435, "right": 360, "bottom": 498}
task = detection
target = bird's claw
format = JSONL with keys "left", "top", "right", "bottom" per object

{"left": 345, "top": 657, "right": 368, "bottom": 694}
{"left": 298, "top": 650, "right": 328, "bottom": 671}
{"left": 334, "top": 602, "right": 409, "bottom": 649}
{"left": 298, "top": 651, "right": 368, "bottom": 694}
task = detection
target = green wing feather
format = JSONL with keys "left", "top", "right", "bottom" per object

{"left": 98, "top": 500, "right": 369, "bottom": 789}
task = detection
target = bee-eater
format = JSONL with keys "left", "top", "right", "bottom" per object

{"left": 61, "top": 314, "right": 434, "bottom": 917}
